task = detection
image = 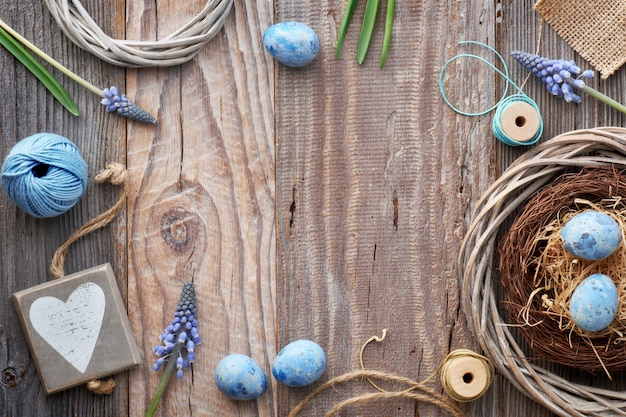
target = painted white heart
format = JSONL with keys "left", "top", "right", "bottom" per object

{"left": 29, "top": 282, "right": 106, "bottom": 373}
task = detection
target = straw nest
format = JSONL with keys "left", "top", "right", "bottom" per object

{"left": 459, "top": 127, "right": 626, "bottom": 417}
{"left": 499, "top": 167, "right": 626, "bottom": 374}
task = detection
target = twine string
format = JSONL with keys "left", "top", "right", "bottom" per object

{"left": 439, "top": 41, "right": 512, "bottom": 117}
{"left": 439, "top": 349, "right": 495, "bottom": 402}
{"left": 358, "top": 328, "right": 389, "bottom": 392}
{"left": 287, "top": 369, "right": 465, "bottom": 417}
{"left": 289, "top": 330, "right": 494, "bottom": 417}
{"left": 49, "top": 162, "right": 128, "bottom": 395}
{"left": 85, "top": 378, "right": 116, "bottom": 395}
{"left": 519, "top": 18, "right": 545, "bottom": 90}
{"left": 439, "top": 41, "right": 543, "bottom": 146}
{"left": 50, "top": 162, "right": 128, "bottom": 279}
{"left": 325, "top": 383, "right": 466, "bottom": 417}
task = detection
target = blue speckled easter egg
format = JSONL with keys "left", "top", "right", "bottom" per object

{"left": 214, "top": 354, "right": 267, "bottom": 400}
{"left": 560, "top": 211, "right": 621, "bottom": 261}
{"left": 263, "top": 22, "right": 319, "bottom": 67}
{"left": 569, "top": 273, "right": 618, "bottom": 332}
{"left": 272, "top": 339, "right": 326, "bottom": 387}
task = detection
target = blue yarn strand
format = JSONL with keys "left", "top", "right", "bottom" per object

{"left": 439, "top": 41, "right": 543, "bottom": 146}
{"left": 439, "top": 41, "right": 511, "bottom": 116}
{"left": 1, "top": 133, "right": 88, "bottom": 218}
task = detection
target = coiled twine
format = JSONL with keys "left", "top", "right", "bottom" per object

{"left": 439, "top": 41, "right": 543, "bottom": 146}
{"left": 491, "top": 94, "right": 543, "bottom": 146}
{"left": 439, "top": 349, "right": 494, "bottom": 402}
{"left": 1, "top": 133, "right": 88, "bottom": 218}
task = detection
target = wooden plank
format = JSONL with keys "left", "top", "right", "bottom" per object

{"left": 124, "top": 0, "right": 275, "bottom": 416}
{"left": 0, "top": 0, "right": 127, "bottom": 415}
{"left": 275, "top": 0, "right": 501, "bottom": 415}
{"left": 4, "top": 0, "right": 626, "bottom": 415}
{"left": 276, "top": 0, "right": 626, "bottom": 416}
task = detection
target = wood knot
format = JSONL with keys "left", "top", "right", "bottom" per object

{"left": 160, "top": 207, "right": 200, "bottom": 253}
{"left": 1, "top": 367, "right": 18, "bottom": 387}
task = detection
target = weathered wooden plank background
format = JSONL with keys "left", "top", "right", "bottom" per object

{"left": 1, "top": 0, "right": 625, "bottom": 416}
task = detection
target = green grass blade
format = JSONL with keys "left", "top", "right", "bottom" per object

{"left": 357, "top": 0, "right": 380, "bottom": 65}
{"left": 380, "top": 0, "right": 394, "bottom": 68}
{"left": 0, "top": 27, "right": 79, "bottom": 116}
{"left": 336, "top": 0, "right": 359, "bottom": 59}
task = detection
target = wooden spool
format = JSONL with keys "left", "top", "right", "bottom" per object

{"left": 499, "top": 100, "right": 542, "bottom": 143}
{"left": 441, "top": 353, "right": 492, "bottom": 402}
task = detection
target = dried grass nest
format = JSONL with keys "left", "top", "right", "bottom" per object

{"left": 499, "top": 167, "right": 626, "bottom": 375}
{"left": 459, "top": 127, "right": 626, "bottom": 417}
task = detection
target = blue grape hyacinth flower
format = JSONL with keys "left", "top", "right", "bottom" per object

{"left": 147, "top": 282, "right": 201, "bottom": 417}
{"left": 0, "top": 19, "right": 157, "bottom": 123}
{"left": 512, "top": 50, "right": 626, "bottom": 115}
{"left": 512, "top": 51, "right": 593, "bottom": 103}
{"left": 102, "top": 87, "right": 156, "bottom": 124}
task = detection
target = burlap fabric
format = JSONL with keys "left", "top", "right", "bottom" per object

{"left": 534, "top": 0, "right": 626, "bottom": 79}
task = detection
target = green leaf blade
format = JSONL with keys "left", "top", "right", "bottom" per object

{"left": 357, "top": 0, "right": 380, "bottom": 65}
{"left": 0, "top": 27, "right": 79, "bottom": 116}
{"left": 336, "top": 0, "right": 359, "bottom": 59}
{"left": 380, "top": 0, "right": 394, "bottom": 68}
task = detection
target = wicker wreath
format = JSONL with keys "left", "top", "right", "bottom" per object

{"left": 459, "top": 127, "right": 626, "bottom": 416}
{"left": 43, "top": 0, "right": 234, "bottom": 67}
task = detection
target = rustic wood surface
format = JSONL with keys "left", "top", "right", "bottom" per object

{"left": 1, "top": 0, "right": 625, "bottom": 416}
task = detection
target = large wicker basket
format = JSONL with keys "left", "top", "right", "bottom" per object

{"left": 459, "top": 127, "right": 626, "bottom": 416}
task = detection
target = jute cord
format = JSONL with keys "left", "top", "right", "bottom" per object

{"left": 288, "top": 370, "right": 466, "bottom": 417}
{"left": 43, "top": 0, "right": 234, "bottom": 67}
{"left": 358, "top": 328, "right": 389, "bottom": 392}
{"left": 49, "top": 162, "right": 128, "bottom": 395}
{"left": 289, "top": 330, "right": 493, "bottom": 417}
{"left": 519, "top": 18, "right": 544, "bottom": 91}
{"left": 50, "top": 162, "right": 128, "bottom": 280}
{"left": 458, "top": 127, "right": 626, "bottom": 417}
{"left": 85, "top": 378, "right": 116, "bottom": 395}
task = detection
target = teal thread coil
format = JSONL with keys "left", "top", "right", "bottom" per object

{"left": 491, "top": 94, "right": 542, "bottom": 146}
{"left": 439, "top": 41, "right": 543, "bottom": 146}
{"left": 1, "top": 133, "right": 88, "bottom": 218}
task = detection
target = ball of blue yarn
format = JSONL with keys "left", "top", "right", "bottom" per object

{"left": 1, "top": 133, "right": 88, "bottom": 218}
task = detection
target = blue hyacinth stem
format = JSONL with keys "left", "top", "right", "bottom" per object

{"left": 570, "top": 80, "right": 626, "bottom": 115}
{"left": 146, "top": 342, "right": 182, "bottom": 417}
{"left": 0, "top": 19, "right": 103, "bottom": 97}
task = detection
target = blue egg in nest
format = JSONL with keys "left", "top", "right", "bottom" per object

{"left": 560, "top": 211, "right": 621, "bottom": 261}
{"left": 569, "top": 273, "right": 619, "bottom": 332}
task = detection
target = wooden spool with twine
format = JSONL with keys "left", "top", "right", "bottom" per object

{"left": 458, "top": 127, "right": 626, "bottom": 417}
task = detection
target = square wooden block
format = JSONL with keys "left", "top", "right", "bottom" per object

{"left": 12, "top": 263, "right": 142, "bottom": 394}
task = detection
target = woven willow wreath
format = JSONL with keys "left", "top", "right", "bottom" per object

{"left": 459, "top": 127, "right": 626, "bottom": 417}
{"left": 43, "top": 0, "right": 234, "bottom": 67}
